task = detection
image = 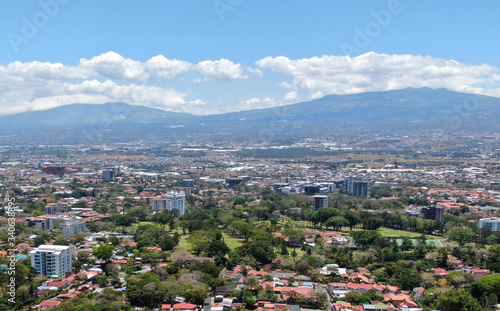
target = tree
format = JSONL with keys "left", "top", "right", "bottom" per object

{"left": 93, "top": 244, "right": 115, "bottom": 262}
{"left": 245, "top": 275, "right": 259, "bottom": 291}
{"left": 158, "top": 281, "right": 184, "bottom": 304}
{"left": 325, "top": 216, "right": 348, "bottom": 231}
{"left": 436, "top": 289, "right": 484, "bottom": 311}
{"left": 350, "top": 230, "right": 382, "bottom": 250}
{"left": 185, "top": 286, "right": 207, "bottom": 305}
{"left": 401, "top": 237, "right": 413, "bottom": 251}
{"left": 207, "top": 239, "right": 230, "bottom": 258}
{"left": 447, "top": 227, "right": 475, "bottom": 246}
{"left": 470, "top": 273, "right": 500, "bottom": 298}
{"left": 344, "top": 210, "right": 361, "bottom": 231}
{"left": 282, "top": 228, "right": 304, "bottom": 250}
{"left": 53, "top": 237, "right": 70, "bottom": 245}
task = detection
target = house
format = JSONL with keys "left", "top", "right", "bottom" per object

{"left": 39, "top": 300, "right": 61, "bottom": 308}
{"left": 215, "top": 284, "right": 237, "bottom": 296}
{"left": 173, "top": 302, "right": 197, "bottom": 311}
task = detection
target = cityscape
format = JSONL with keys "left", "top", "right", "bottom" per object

{"left": 1, "top": 1, "right": 500, "bottom": 311}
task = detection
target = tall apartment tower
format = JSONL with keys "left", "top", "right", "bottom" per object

{"left": 422, "top": 203, "right": 444, "bottom": 223}
{"left": 30, "top": 245, "right": 73, "bottom": 277}
{"left": 313, "top": 195, "right": 329, "bottom": 210}
{"left": 151, "top": 191, "right": 186, "bottom": 215}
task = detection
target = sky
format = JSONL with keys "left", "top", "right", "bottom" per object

{"left": 0, "top": 0, "right": 499, "bottom": 115}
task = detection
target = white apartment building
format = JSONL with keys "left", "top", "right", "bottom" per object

{"left": 479, "top": 217, "right": 500, "bottom": 231}
{"left": 58, "top": 216, "right": 86, "bottom": 239}
{"left": 30, "top": 245, "right": 73, "bottom": 277}
{"left": 151, "top": 191, "right": 186, "bottom": 214}
{"left": 44, "top": 202, "right": 70, "bottom": 215}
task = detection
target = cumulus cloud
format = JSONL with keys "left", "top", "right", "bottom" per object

{"left": 256, "top": 52, "right": 500, "bottom": 99}
{"left": 79, "top": 51, "right": 149, "bottom": 81}
{"left": 145, "top": 55, "right": 192, "bottom": 79}
{"left": 283, "top": 91, "right": 298, "bottom": 102}
{"left": 0, "top": 51, "right": 499, "bottom": 116}
{"left": 196, "top": 58, "right": 247, "bottom": 80}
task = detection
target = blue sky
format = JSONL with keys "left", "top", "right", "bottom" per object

{"left": 0, "top": 0, "right": 499, "bottom": 115}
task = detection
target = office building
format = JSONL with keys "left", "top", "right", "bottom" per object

{"left": 304, "top": 185, "right": 320, "bottom": 196}
{"left": 314, "top": 195, "right": 329, "bottom": 210}
{"left": 30, "top": 245, "right": 73, "bottom": 277}
{"left": 102, "top": 169, "right": 115, "bottom": 180}
{"left": 42, "top": 166, "right": 65, "bottom": 175}
{"left": 225, "top": 178, "right": 244, "bottom": 188}
{"left": 182, "top": 179, "right": 195, "bottom": 186}
{"left": 272, "top": 183, "right": 289, "bottom": 193}
{"left": 344, "top": 177, "right": 372, "bottom": 198}
{"left": 479, "top": 217, "right": 500, "bottom": 231}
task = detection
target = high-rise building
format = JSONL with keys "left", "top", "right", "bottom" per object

{"left": 166, "top": 191, "right": 186, "bottom": 215}
{"left": 422, "top": 204, "right": 444, "bottom": 223}
{"left": 57, "top": 216, "right": 86, "bottom": 239}
{"left": 344, "top": 177, "right": 372, "bottom": 198}
{"left": 225, "top": 178, "right": 243, "bottom": 188}
{"left": 102, "top": 169, "right": 115, "bottom": 180}
{"left": 151, "top": 191, "right": 186, "bottom": 215}
{"left": 174, "top": 186, "right": 192, "bottom": 196}
{"left": 30, "top": 245, "right": 73, "bottom": 277}
{"left": 304, "top": 185, "right": 321, "bottom": 196}
{"left": 313, "top": 195, "right": 329, "bottom": 210}
{"left": 44, "top": 202, "right": 70, "bottom": 215}
{"left": 479, "top": 217, "right": 500, "bottom": 231}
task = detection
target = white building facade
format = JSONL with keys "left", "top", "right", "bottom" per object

{"left": 151, "top": 191, "right": 186, "bottom": 215}
{"left": 479, "top": 217, "right": 500, "bottom": 231}
{"left": 30, "top": 245, "right": 73, "bottom": 277}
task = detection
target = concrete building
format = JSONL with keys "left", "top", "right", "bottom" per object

{"left": 304, "top": 185, "right": 320, "bottom": 196}
{"left": 313, "top": 195, "right": 329, "bottom": 210}
{"left": 151, "top": 191, "right": 186, "bottom": 215}
{"left": 422, "top": 204, "right": 444, "bottom": 223}
{"left": 344, "top": 177, "right": 371, "bottom": 198}
{"left": 42, "top": 166, "right": 65, "bottom": 175}
{"left": 479, "top": 217, "right": 500, "bottom": 231}
{"left": 174, "top": 186, "right": 192, "bottom": 196}
{"left": 44, "top": 202, "right": 70, "bottom": 215}
{"left": 24, "top": 216, "right": 54, "bottom": 230}
{"left": 30, "top": 245, "right": 73, "bottom": 277}
{"left": 225, "top": 178, "right": 244, "bottom": 188}
{"left": 182, "top": 179, "right": 195, "bottom": 187}
{"left": 58, "top": 216, "right": 86, "bottom": 239}
{"left": 102, "top": 169, "right": 115, "bottom": 180}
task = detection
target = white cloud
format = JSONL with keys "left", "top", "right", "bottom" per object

{"left": 196, "top": 58, "right": 247, "bottom": 80}
{"left": 79, "top": 51, "right": 149, "bottom": 81}
{"left": 1, "top": 51, "right": 500, "bottom": 116}
{"left": 283, "top": 91, "right": 298, "bottom": 102}
{"left": 145, "top": 55, "right": 192, "bottom": 79}
{"left": 256, "top": 52, "right": 500, "bottom": 99}
{"left": 245, "top": 66, "right": 263, "bottom": 77}
{"left": 276, "top": 81, "right": 292, "bottom": 88}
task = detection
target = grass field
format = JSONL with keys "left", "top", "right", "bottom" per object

{"left": 177, "top": 231, "right": 244, "bottom": 252}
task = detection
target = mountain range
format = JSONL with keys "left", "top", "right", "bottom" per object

{"left": 0, "top": 87, "right": 498, "bottom": 143}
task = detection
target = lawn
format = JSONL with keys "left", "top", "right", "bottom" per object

{"left": 177, "top": 231, "right": 243, "bottom": 252}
